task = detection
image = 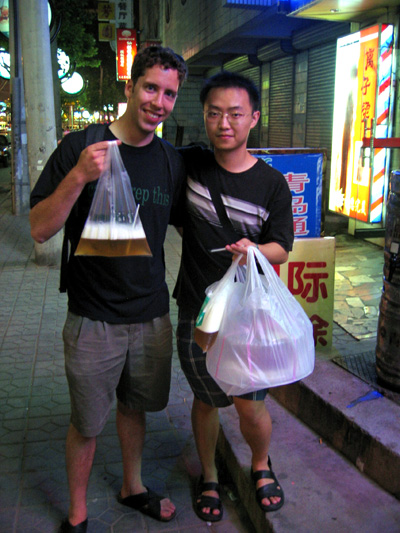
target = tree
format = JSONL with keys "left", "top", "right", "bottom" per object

{"left": 54, "top": 0, "right": 125, "bottom": 122}
{"left": 53, "top": 0, "right": 100, "bottom": 69}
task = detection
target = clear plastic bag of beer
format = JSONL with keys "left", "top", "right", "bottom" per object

{"left": 75, "top": 141, "right": 152, "bottom": 257}
{"left": 206, "top": 247, "right": 315, "bottom": 394}
{"left": 194, "top": 254, "right": 244, "bottom": 352}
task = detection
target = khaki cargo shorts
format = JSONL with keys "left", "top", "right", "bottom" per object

{"left": 63, "top": 311, "right": 173, "bottom": 437}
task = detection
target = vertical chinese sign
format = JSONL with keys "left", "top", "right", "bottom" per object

{"left": 251, "top": 150, "right": 323, "bottom": 238}
{"left": 275, "top": 238, "right": 335, "bottom": 349}
{"left": 329, "top": 24, "right": 394, "bottom": 223}
{"left": 97, "top": 1, "right": 135, "bottom": 79}
{"left": 249, "top": 149, "right": 333, "bottom": 348}
{"left": 116, "top": 29, "right": 137, "bottom": 81}
{"left": 98, "top": 1, "right": 115, "bottom": 41}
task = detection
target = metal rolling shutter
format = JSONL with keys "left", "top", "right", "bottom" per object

{"left": 269, "top": 56, "right": 294, "bottom": 147}
{"left": 242, "top": 66, "right": 261, "bottom": 148}
{"left": 305, "top": 43, "right": 336, "bottom": 158}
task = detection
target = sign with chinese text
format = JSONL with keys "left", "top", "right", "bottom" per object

{"left": 98, "top": 2, "right": 115, "bottom": 21}
{"left": 116, "top": 29, "right": 137, "bottom": 81}
{"left": 250, "top": 150, "right": 323, "bottom": 238}
{"left": 275, "top": 237, "right": 335, "bottom": 348}
{"left": 98, "top": 0, "right": 132, "bottom": 26}
{"left": 329, "top": 24, "right": 394, "bottom": 223}
{"left": 113, "top": 0, "right": 133, "bottom": 28}
{"left": 98, "top": 22, "right": 115, "bottom": 42}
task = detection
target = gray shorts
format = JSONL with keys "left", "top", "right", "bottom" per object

{"left": 176, "top": 308, "right": 268, "bottom": 408}
{"left": 63, "top": 311, "right": 173, "bottom": 437}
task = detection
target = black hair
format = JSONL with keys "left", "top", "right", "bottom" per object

{"left": 200, "top": 71, "right": 260, "bottom": 111}
{"left": 131, "top": 46, "right": 188, "bottom": 87}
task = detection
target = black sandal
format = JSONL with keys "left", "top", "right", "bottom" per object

{"left": 251, "top": 457, "right": 284, "bottom": 513}
{"left": 117, "top": 487, "right": 176, "bottom": 522}
{"left": 58, "top": 518, "right": 88, "bottom": 533}
{"left": 194, "top": 475, "right": 223, "bottom": 522}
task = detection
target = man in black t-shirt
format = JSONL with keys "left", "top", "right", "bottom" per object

{"left": 30, "top": 46, "right": 187, "bottom": 532}
{"left": 174, "top": 72, "right": 293, "bottom": 522}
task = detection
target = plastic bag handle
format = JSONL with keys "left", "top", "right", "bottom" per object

{"left": 213, "top": 253, "right": 243, "bottom": 290}
{"left": 202, "top": 253, "right": 243, "bottom": 306}
{"left": 244, "top": 246, "right": 289, "bottom": 302}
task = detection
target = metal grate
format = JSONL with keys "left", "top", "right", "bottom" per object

{"left": 333, "top": 351, "right": 377, "bottom": 384}
{"left": 332, "top": 351, "right": 400, "bottom": 405}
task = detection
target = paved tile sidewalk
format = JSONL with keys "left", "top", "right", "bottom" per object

{"left": 0, "top": 179, "right": 253, "bottom": 532}
{"left": 1, "top": 166, "right": 396, "bottom": 532}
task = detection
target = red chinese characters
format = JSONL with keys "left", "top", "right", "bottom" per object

{"left": 288, "top": 261, "right": 329, "bottom": 303}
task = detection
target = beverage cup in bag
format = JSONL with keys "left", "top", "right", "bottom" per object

{"left": 194, "top": 295, "right": 227, "bottom": 352}
{"left": 194, "top": 254, "right": 243, "bottom": 352}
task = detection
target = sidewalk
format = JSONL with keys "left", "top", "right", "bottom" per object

{"left": 1, "top": 168, "right": 400, "bottom": 532}
{"left": 0, "top": 171, "right": 254, "bottom": 532}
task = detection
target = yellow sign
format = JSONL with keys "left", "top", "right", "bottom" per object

{"left": 98, "top": 22, "right": 115, "bottom": 42}
{"left": 275, "top": 237, "right": 335, "bottom": 349}
{"left": 98, "top": 2, "right": 115, "bottom": 21}
{"left": 329, "top": 24, "right": 394, "bottom": 223}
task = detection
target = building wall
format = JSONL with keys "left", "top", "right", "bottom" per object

{"left": 161, "top": 0, "right": 260, "bottom": 63}
{"left": 156, "top": 3, "right": 349, "bottom": 153}
{"left": 292, "top": 51, "right": 308, "bottom": 148}
{"left": 163, "top": 76, "right": 209, "bottom": 147}
{"left": 151, "top": 0, "right": 400, "bottom": 193}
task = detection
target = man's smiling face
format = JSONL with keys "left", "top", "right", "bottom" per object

{"left": 126, "top": 64, "right": 179, "bottom": 142}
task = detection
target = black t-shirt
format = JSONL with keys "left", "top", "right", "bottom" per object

{"left": 30, "top": 126, "right": 186, "bottom": 324}
{"left": 173, "top": 146, "right": 294, "bottom": 315}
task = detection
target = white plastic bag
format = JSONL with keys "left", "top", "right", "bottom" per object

{"left": 75, "top": 141, "right": 152, "bottom": 257}
{"left": 206, "top": 247, "right": 315, "bottom": 394}
{"left": 194, "top": 254, "right": 244, "bottom": 352}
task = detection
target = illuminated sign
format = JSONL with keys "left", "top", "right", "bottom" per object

{"left": 329, "top": 24, "right": 394, "bottom": 223}
{"left": 116, "top": 28, "right": 137, "bottom": 81}
{"left": 57, "top": 49, "right": 70, "bottom": 79}
{"left": 250, "top": 151, "right": 323, "bottom": 238}
{"left": 0, "top": 49, "right": 9, "bottom": 79}
{"left": 0, "top": 1, "right": 52, "bottom": 37}
{"left": 61, "top": 72, "right": 84, "bottom": 95}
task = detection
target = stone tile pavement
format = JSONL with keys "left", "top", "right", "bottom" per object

{"left": 0, "top": 166, "right": 394, "bottom": 532}
{"left": 333, "top": 232, "right": 383, "bottom": 343}
{"left": 0, "top": 172, "right": 253, "bottom": 532}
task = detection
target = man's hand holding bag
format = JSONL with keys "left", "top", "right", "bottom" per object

{"left": 75, "top": 141, "right": 152, "bottom": 257}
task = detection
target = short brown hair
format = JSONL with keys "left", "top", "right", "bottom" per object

{"left": 131, "top": 46, "right": 188, "bottom": 87}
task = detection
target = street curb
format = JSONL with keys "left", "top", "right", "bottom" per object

{"left": 217, "top": 366, "right": 400, "bottom": 533}
{"left": 269, "top": 358, "right": 400, "bottom": 498}
{"left": 217, "top": 409, "right": 274, "bottom": 533}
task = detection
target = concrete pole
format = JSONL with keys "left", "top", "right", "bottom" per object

{"left": 9, "top": 0, "right": 30, "bottom": 215}
{"left": 19, "top": 0, "right": 61, "bottom": 265}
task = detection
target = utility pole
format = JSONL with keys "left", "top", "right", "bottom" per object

{"left": 9, "top": 0, "right": 29, "bottom": 215}
{"left": 19, "top": 0, "right": 61, "bottom": 265}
